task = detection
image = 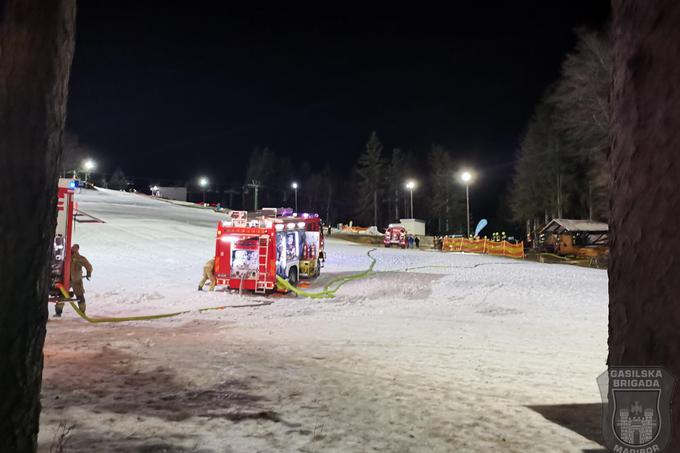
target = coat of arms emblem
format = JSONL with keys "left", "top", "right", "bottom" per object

{"left": 598, "top": 367, "right": 674, "bottom": 452}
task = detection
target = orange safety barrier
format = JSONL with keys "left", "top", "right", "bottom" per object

{"left": 441, "top": 237, "right": 525, "bottom": 259}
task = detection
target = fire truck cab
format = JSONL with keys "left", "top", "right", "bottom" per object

{"left": 49, "top": 178, "right": 78, "bottom": 301}
{"left": 384, "top": 224, "right": 407, "bottom": 248}
{"left": 214, "top": 209, "right": 325, "bottom": 294}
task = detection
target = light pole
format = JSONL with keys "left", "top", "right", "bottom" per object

{"left": 83, "top": 159, "right": 95, "bottom": 184}
{"left": 405, "top": 181, "right": 416, "bottom": 219}
{"left": 291, "top": 182, "right": 298, "bottom": 213}
{"left": 199, "top": 177, "right": 208, "bottom": 204}
{"left": 460, "top": 171, "right": 472, "bottom": 238}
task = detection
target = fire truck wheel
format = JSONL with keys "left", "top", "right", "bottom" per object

{"left": 314, "top": 259, "right": 321, "bottom": 278}
{"left": 384, "top": 244, "right": 390, "bottom": 248}
{"left": 288, "top": 267, "right": 299, "bottom": 285}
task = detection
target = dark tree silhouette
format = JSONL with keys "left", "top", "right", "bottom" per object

{"left": 609, "top": 0, "right": 680, "bottom": 449}
{"left": 0, "top": 1, "right": 76, "bottom": 451}
{"left": 552, "top": 29, "right": 611, "bottom": 220}
{"left": 355, "top": 131, "right": 384, "bottom": 226}
{"left": 108, "top": 167, "right": 129, "bottom": 190}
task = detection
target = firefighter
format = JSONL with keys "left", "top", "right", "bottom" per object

{"left": 56, "top": 243, "right": 92, "bottom": 317}
{"left": 198, "top": 258, "right": 216, "bottom": 291}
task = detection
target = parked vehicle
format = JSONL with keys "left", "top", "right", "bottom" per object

{"left": 384, "top": 224, "right": 407, "bottom": 248}
{"left": 213, "top": 210, "right": 325, "bottom": 294}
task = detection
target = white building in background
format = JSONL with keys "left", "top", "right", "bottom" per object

{"left": 156, "top": 186, "right": 187, "bottom": 202}
{"left": 399, "top": 218, "right": 426, "bottom": 236}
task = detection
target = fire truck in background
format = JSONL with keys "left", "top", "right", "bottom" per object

{"left": 384, "top": 224, "right": 407, "bottom": 248}
{"left": 214, "top": 209, "right": 325, "bottom": 294}
{"left": 49, "top": 178, "right": 78, "bottom": 302}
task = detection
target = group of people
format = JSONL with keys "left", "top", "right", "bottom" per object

{"left": 406, "top": 235, "right": 420, "bottom": 249}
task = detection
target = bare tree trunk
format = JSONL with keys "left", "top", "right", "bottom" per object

{"left": 373, "top": 190, "right": 378, "bottom": 226}
{"left": 587, "top": 181, "right": 593, "bottom": 220}
{"left": 325, "top": 188, "right": 332, "bottom": 225}
{"left": 0, "top": 1, "right": 76, "bottom": 451}
{"left": 609, "top": 0, "right": 680, "bottom": 448}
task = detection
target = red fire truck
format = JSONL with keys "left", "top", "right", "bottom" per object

{"left": 213, "top": 209, "right": 325, "bottom": 294}
{"left": 384, "top": 224, "right": 407, "bottom": 248}
{"left": 49, "top": 178, "right": 78, "bottom": 301}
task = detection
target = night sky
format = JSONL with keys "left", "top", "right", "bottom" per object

{"left": 67, "top": 2, "right": 610, "bottom": 219}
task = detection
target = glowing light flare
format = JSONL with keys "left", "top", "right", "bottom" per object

{"left": 83, "top": 159, "right": 95, "bottom": 171}
{"left": 460, "top": 171, "right": 473, "bottom": 183}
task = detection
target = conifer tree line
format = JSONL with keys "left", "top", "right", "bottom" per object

{"left": 509, "top": 28, "right": 611, "bottom": 238}
{"left": 66, "top": 27, "right": 611, "bottom": 238}
{"left": 233, "top": 132, "right": 469, "bottom": 235}
{"left": 199, "top": 28, "right": 612, "bottom": 239}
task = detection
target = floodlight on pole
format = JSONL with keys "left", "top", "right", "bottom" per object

{"left": 405, "top": 180, "right": 416, "bottom": 219}
{"left": 82, "top": 159, "right": 95, "bottom": 184}
{"left": 291, "top": 182, "right": 299, "bottom": 213}
{"left": 459, "top": 170, "right": 474, "bottom": 238}
{"left": 199, "top": 177, "right": 208, "bottom": 204}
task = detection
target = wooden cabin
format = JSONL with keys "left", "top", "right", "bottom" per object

{"left": 538, "top": 218, "right": 608, "bottom": 257}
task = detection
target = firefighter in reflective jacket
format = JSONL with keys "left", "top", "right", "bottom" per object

{"left": 198, "top": 258, "right": 216, "bottom": 291}
{"left": 55, "top": 244, "right": 92, "bottom": 317}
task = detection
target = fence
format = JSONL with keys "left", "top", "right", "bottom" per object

{"left": 441, "top": 237, "right": 525, "bottom": 259}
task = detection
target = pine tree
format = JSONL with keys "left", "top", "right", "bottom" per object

{"left": 321, "top": 163, "right": 335, "bottom": 225}
{"left": 551, "top": 28, "right": 611, "bottom": 220}
{"left": 355, "top": 131, "right": 384, "bottom": 226}
{"left": 244, "top": 147, "right": 277, "bottom": 207}
{"left": 427, "top": 145, "right": 464, "bottom": 234}
{"left": 108, "top": 167, "right": 128, "bottom": 190}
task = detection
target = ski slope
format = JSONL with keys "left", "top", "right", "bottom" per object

{"left": 40, "top": 187, "right": 609, "bottom": 452}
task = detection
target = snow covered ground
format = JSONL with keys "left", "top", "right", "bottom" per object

{"left": 39, "top": 188, "right": 609, "bottom": 452}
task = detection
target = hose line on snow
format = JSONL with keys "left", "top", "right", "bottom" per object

{"left": 68, "top": 300, "right": 192, "bottom": 323}
{"left": 276, "top": 248, "right": 378, "bottom": 299}
{"left": 55, "top": 249, "right": 379, "bottom": 322}
{"left": 55, "top": 283, "right": 266, "bottom": 323}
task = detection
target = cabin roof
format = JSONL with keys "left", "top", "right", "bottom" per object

{"left": 539, "top": 218, "right": 608, "bottom": 234}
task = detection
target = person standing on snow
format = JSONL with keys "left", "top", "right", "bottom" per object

{"left": 56, "top": 243, "right": 92, "bottom": 317}
{"left": 198, "top": 258, "right": 216, "bottom": 291}
{"left": 415, "top": 236, "right": 420, "bottom": 249}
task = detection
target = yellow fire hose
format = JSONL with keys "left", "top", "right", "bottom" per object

{"left": 276, "top": 248, "right": 377, "bottom": 299}
{"left": 54, "top": 249, "right": 378, "bottom": 322}
{"left": 56, "top": 284, "right": 258, "bottom": 323}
